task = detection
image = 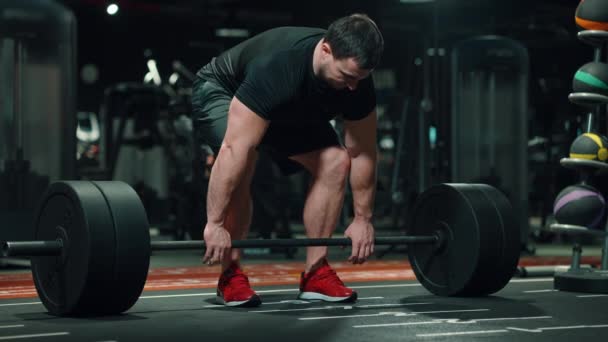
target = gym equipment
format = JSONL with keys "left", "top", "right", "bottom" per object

{"left": 576, "top": 0, "right": 608, "bottom": 31}
{"left": 0, "top": 0, "right": 77, "bottom": 244}
{"left": 1, "top": 180, "right": 520, "bottom": 316}
{"left": 450, "top": 35, "right": 529, "bottom": 249}
{"left": 569, "top": 32, "right": 608, "bottom": 134}
{"left": 573, "top": 62, "right": 608, "bottom": 97}
{"left": 549, "top": 225, "right": 608, "bottom": 293}
{"left": 547, "top": 1, "right": 608, "bottom": 296}
{"left": 569, "top": 133, "right": 608, "bottom": 162}
{"left": 553, "top": 184, "right": 607, "bottom": 230}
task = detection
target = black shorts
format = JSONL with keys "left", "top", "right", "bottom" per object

{"left": 191, "top": 78, "right": 342, "bottom": 174}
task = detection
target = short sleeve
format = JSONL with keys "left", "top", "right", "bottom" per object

{"left": 234, "top": 56, "right": 297, "bottom": 120}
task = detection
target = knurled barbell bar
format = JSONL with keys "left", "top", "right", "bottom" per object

{"left": 2, "top": 236, "right": 440, "bottom": 256}
{"left": 0, "top": 180, "right": 521, "bottom": 317}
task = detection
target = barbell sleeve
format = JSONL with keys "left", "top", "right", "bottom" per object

{"left": 2, "top": 240, "right": 64, "bottom": 258}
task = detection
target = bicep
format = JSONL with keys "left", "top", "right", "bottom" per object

{"left": 344, "top": 111, "right": 377, "bottom": 158}
{"left": 223, "top": 97, "right": 269, "bottom": 149}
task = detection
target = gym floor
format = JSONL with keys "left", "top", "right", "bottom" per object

{"left": 0, "top": 240, "right": 606, "bottom": 342}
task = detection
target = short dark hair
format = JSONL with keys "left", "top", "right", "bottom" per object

{"left": 324, "top": 14, "right": 384, "bottom": 70}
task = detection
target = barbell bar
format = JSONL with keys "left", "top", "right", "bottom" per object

{"left": 0, "top": 180, "right": 521, "bottom": 317}
{"left": 2, "top": 236, "right": 440, "bottom": 258}
{"left": 147, "top": 236, "right": 440, "bottom": 250}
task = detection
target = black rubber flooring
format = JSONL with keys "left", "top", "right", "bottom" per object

{"left": 0, "top": 277, "right": 607, "bottom": 341}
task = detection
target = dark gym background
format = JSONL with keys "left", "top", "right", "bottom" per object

{"left": 0, "top": 0, "right": 599, "bottom": 254}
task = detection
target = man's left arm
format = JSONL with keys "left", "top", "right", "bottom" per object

{"left": 343, "top": 110, "right": 377, "bottom": 264}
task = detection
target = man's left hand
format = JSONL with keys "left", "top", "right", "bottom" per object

{"left": 344, "top": 217, "right": 375, "bottom": 264}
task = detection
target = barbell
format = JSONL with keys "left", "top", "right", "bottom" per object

{"left": 0, "top": 180, "right": 521, "bottom": 316}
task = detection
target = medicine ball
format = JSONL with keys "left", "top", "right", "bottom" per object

{"left": 554, "top": 184, "right": 606, "bottom": 230}
{"left": 569, "top": 133, "right": 608, "bottom": 162}
{"left": 576, "top": 0, "right": 608, "bottom": 31}
{"left": 573, "top": 62, "right": 608, "bottom": 97}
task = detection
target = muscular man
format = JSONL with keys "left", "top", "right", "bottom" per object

{"left": 191, "top": 13, "right": 383, "bottom": 307}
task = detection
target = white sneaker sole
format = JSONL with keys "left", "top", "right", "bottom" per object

{"left": 297, "top": 292, "right": 357, "bottom": 302}
{"left": 216, "top": 295, "right": 261, "bottom": 307}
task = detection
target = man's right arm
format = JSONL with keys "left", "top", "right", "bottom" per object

{"left": 203, "top": 96, "right": 268, "bottom": 265}
{"left": 207, "top": 96, "right": 269, "bottom": 225}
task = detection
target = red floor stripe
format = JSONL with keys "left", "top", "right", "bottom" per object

{"left": 0, "top": 256, "right": 601, "bottom": 300}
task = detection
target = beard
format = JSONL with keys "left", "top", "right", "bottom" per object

{"left": 316, "top": 63, "right": 347, "bottom": 91}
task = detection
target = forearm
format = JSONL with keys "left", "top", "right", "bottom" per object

{"left": 206, "top": 143, "right": 253, "bottom": 225}
{"left": 349, "top": 148, "right": 377, "bottom": 221}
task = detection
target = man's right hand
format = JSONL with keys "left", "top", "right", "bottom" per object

{"left": 203, "top": 223, "right": 232, "bottom": 265}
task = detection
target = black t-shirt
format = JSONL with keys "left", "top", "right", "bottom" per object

{"left": 196, "top": 27, "right": 376, "bottom": 123}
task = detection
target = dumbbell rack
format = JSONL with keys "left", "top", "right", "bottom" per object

{"left": 550, "top": 30, "right": 608, "bottom": 293}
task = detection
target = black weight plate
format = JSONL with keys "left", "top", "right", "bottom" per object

{"left": 450, "top": 184, "right": 507, "bottom": 295}
{"left": 91, "top": 181, "right": 150, "bottom": 314}
{"left": 451, "top": 184, "right": 505, "bottom": 296}
{"left": 407, "top": 183, "right": 502, "bottom": 296}
{"left": 472, "top": 184, "right": 520, "bottom": 295}
{"left": 31, "top": 181, "right": 116, "bottom": 316}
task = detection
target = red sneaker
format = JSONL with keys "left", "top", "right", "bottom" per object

{"left": 216, "top": 263, "right": 261, "bottom": 307}
{"left": 298, "top": 259, "right": 357, "bottom": 302}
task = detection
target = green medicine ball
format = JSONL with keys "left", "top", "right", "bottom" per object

{"left": 573, "top": 62, "right": 608, "bottom": 97}
{"left": 576, "top": 0, "right": 608, "bottom": 31}
{"left": 570, "top": 133, "right": 608, "bottom": 162}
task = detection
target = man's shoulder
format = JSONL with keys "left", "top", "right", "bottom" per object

{"left": 259, "top": 26, "right": 326, "bottom": 37}
{"left": 243, "top": 26, "right": 323, "bottom": 71}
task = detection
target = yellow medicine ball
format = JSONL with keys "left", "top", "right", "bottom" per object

{"left": 569, "top": 133, "right": 608, "bottom": 162}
